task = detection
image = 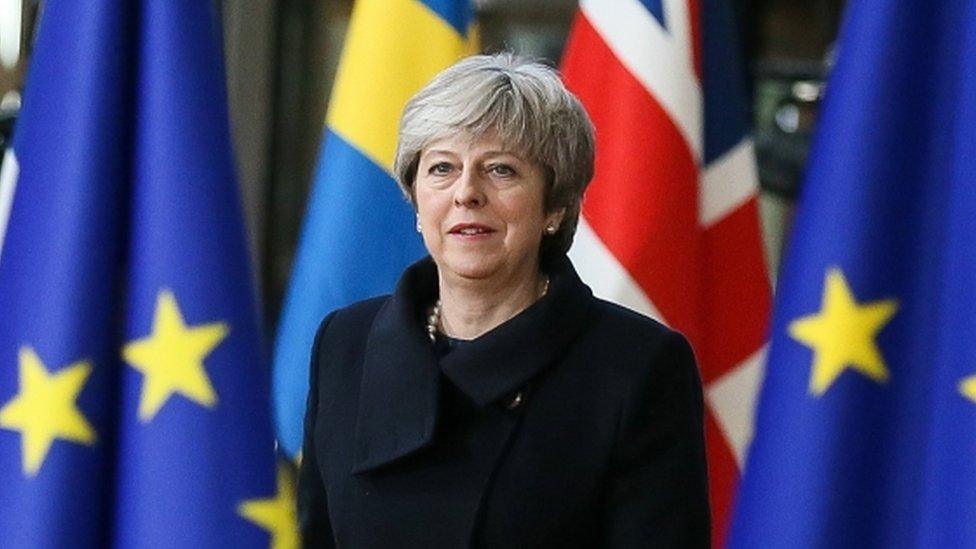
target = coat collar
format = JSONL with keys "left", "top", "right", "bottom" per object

{"left": 352, "top": 255, "right": 593, "bottom": 474}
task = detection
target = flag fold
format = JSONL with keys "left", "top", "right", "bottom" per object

{"left": 273, "top": 0, "right": 478, "bottom": 457}
{"left": 731, "top": 0, "right": 976, "bottom": 546}
{"left": 561, "top": 0, "right": 771, "bottom": 544}
{"left": 0, "top": 2, "right": 285, "bottom": 546}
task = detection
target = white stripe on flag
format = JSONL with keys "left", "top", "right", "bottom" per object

{"left": 568, "top": 218, "right": 665, "bottom": 323}
{"left": 0, "top": 149, "right": 19, "bottom": 265}
{"left": 699, "top": 139, "right": 760, "bottom": 227}
{"left": 580, "top": 0, "right": 703, "bottom": 161}
{"left": 704, "top": 344, "right": 767, "bottom": 468}
{"left": 662, "top": 0, "right": 694, "bottom": 87}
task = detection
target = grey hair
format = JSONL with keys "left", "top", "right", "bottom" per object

{"left": 393, "top": 53, "right": 596, "bottom": 266}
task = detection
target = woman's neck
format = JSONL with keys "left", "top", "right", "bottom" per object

{"left": 437, "top": 268, "right": 547, "bottom": 340}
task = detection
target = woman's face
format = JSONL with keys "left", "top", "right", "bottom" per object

{"left": 414, "top": 133, "right": 564, "bottom": 286}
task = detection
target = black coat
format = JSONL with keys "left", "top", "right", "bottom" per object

{"left": 298, "top": 256, "right": 710, "bottom": 548}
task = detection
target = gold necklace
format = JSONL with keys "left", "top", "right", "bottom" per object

{"left": 426, "top": 276, "right": 550, "bottom": 343}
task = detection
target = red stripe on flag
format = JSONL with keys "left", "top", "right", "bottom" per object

{"left": 562, "top": 13, "right": 704, "bottom": 350}
{"left": 689, "top": 0, "right": 704, "bottom": 79}
{"left": 700, "top": 199, "right": 772, "bottom": 382}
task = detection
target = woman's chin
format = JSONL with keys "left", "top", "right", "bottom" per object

{"left": 442, "top": 264, "right": 496, "bottom": 282}
{"left": 435, "top": 255, "right": 503, "bottom": 283}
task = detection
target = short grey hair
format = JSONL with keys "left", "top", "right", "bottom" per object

{"left": 393, "top": 53, "right": 596, "bottom": 266}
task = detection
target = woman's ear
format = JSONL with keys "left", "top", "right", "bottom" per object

{"left": 546, "top": 207, "right": 567, "bottom": 231}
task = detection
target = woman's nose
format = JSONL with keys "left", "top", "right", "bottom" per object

{"left": 453, "top": 169, "right": 486, "bottom": 208}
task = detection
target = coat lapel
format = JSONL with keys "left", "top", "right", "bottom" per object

{"left": 352, "top": 260, "right": 440, "bottom": 474}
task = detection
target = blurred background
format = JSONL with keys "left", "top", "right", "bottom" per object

{"left": 0, "top": 0, "right": 843, "bottom": 331}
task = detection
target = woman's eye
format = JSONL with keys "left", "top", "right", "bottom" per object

{"left": 428, "top": 162, "right": 453, "bottom": 176}
{"left": 488, "top": 164, "right": 516, "bottom": 177}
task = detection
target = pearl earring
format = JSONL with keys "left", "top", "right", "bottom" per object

{"left": 416, "top": 219, "right": 422, "bottom": 233}
{"left": 545, "top": 224, "right": 557, "bottom": 235}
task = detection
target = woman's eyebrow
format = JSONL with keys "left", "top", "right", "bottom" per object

{"left": 422, "top": 149, "right": 454, "bottom": 156}
{"left": 482, "top": 151, "right": 522, "bottom": 160}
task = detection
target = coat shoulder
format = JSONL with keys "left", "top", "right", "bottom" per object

{"left": 310, "top": 295, "right": 390, "bottom": 393}
{"left": 314, "top": 296, "right": 388, "bottom": 347}
{"left": 577, "top": 297, "right": 699, "bottom": 395}
{"left": 585, "top": 297, "right": 686, "bottom": 351}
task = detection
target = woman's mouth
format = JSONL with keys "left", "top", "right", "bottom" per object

{"left": 449, "top": 223, "right": 496, "bottom": 237}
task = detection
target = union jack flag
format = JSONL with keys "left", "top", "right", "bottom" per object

{"left": 561, "top": 0, "right": 772, "bottom": 544}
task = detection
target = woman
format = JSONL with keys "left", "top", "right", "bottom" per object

{"left": 298, "top": 54, "right": 710, "bottom": 548}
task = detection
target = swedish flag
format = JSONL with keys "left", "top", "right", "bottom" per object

{"left": 730, "top": 0, "right": 976, "bottom": 546}
{"left": 273, "top": 0, "right": 478, "bottom": 457}
{"left": 0, "top": 2, "right": 290, "bottom": 547}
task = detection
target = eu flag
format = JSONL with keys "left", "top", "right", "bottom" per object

{"left": 272, "top": 0, "right": 478, "bottom": 457}
{"left": 0, "top": 2, "right": 290, "bottom": 547}
{"left": 730, "top": 0, "right": 976, "bottom": 546}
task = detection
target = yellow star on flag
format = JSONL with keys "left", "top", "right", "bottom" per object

{"left": 238, "top": 463, "right": 299, "bottom": 549}
{"left": 788, "top": 268, "right": 899, "bottom": 396}
{"left": 959, "top": 374, "right": 976, "bottom": 404}
{"left": 122, "top": 289, "right": 228, "bottom": 422}
{"left": 0, "top": 347, "right": 97, "bottom": 476}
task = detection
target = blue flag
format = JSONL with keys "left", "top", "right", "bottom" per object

{"left": 0, "top": 2, "right": 291, "bottom": 547}
{"left": 272, "top": 0, "right": 477, "bottom": 457}
{"left": 730, "top": 0, "right": 976, "bottom": 546}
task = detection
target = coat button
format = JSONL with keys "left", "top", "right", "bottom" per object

{"left": 505, "top": 390, "right": 524, "bottom": 410}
